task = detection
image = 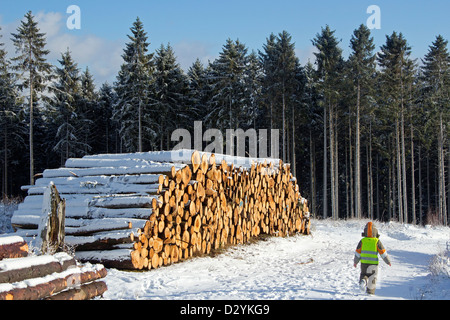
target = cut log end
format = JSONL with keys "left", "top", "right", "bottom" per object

{"left": 191, "top": 150, "right": 201, "bottom": 173}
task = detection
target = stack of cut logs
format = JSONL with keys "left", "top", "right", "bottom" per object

{"left": 0, "top": 235, "right": 107, "bottom": 300}
{"left": 11, "top": 150, "right": 310, "bottom": 270}
{"left": 129, "top": 150, "right": 310, "bottom": 270}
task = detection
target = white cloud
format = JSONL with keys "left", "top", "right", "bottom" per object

{"left": 34, "top": 11, "right": 63, "bottom": 39}
{"left": 1, "top": 11, "right": 124, "bottom": 86}
{"left": 295, "top": 46, "right": 318, "bottom": 66}
{"left": 173, "top": 40, "right": 218, "bottom": 71}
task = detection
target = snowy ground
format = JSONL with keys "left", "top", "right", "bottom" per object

{"left": 102, "top": 219, "right": 449, "bottom": 300}
{"left": 1, "top": 198, "right": 448, "bottom": 301}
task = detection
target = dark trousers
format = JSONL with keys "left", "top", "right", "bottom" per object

{"left": 360, "top": 263, "right": 378, "bottom": 294}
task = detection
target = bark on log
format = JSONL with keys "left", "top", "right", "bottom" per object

{"left": 65, "top": 229, "right": 134, "bottom": 251}
{"left": 0, "top": 266, "right": 107, "bottom": 300}
{"left": 0, "top": 254, "right": 76, "bottom": 284}
{"left": 65, "top": 218, "right": 144, "bottom": 237}
{"left": 0, "top": 237, "right": 28, "bottom": 260}
{"left": 76, "top": 249, "right": 136, "bottom": 270}
{"left": 44, "top": 281, "right": 107, "bottom": 300}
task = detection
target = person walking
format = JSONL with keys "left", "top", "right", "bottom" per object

{"left": 353, "top": 221, "right": 391, "bottom": 294}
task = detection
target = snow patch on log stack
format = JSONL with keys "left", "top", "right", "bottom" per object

{"left": 11, "top": 149, "right": 310, "bottom": 270}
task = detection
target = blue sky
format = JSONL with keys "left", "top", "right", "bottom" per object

{"left": 1, "top": 0, "right": 449, "bottom": 85}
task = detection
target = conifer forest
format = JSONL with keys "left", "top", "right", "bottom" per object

{"left": 1, "top": 11, "right": 449, "bottom": 226}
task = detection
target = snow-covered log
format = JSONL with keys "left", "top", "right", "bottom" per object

{"left": 65, "top": 217, "right": 146, "bottom": 236}
{"left": 65, "top": 229, "right": 137, "bottom": 251}
{"left": 42, "top": 162, "right": 184, "bottom": 178}
{"left": 44, "top": 280, "right": 107, "bottom": 300}
{"left": 90, "top": 194, "right": 160, "bottom": 209}
{"left": 0, "top": 236, "right": 28, "bottom": 260}
{"left": 0, "top": 263, "right": 107, "bottom": 300}
{"left": 75, "top": 249, "right": 135, "bottom": 269}
{"left": 0, "top": 252, "right": 76, "bottom": 284}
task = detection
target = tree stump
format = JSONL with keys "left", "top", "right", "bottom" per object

{"left": 37, "top": 183, "right": 66, "bottom": 254}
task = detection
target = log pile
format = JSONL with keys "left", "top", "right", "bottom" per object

{"left": 11, "top": 150, "right": 310, "bottom": 270}
{"left": 0, "top": 236, "right": 107, "bottom": 300}
{"left": 130, "top": 150, "right": 310, "bottom": 270}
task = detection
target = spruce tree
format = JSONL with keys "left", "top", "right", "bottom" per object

{"left": 301, "top": 61, "right": 321, "bottom": 218}
{"left": 348, "top": 24, "right": 376, "bottom": 219}
{"left": 377, "top": 31, "right": 416, "bottom": 223}
{"left": 245, "top": 51, "right": 263, "bottom": 130}
{"left": 95, "top": 82, "right": 118, "bottom": 154}
{"left": 49, "top": 49, "right": 83, "bottom": 165}
{"left": 421, "top": 35, "right": 450, "bottom": 225}
{"left": 187, "top": 58, "right": 209, "bottom": 122}
{"left": 0, "top": 28, "right": 23, "bottom": 199}
{"left": 114, "top": 17, "right": 154, "bottom": 152}
{"left": 153, "top": 43, "right": 189, "bottom": 150}
{"left": 11, "top": 11, "right": 53, "bottom": 185}
{"left": 78, "top": 67, "right": 96, "bottom": 155}
{"left": 259, "top": 33, "right": 279, "bottom": 132}
{"left": 206, "top": 39, "right": 249, "bottom": 131}
{"left": 312, "top": 25, "right": 344, "bottom": 220}
{"left": 274, "top": 31, "right": 299, "bottom": 163}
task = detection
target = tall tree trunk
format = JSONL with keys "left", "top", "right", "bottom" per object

{"left": 2, "top": 125, "right": 7, "bottom": 200}
{"left": 419, "top": 145, "right": 423, "bottom": 225}
{"left": 370, "top": 141, "right": 373, "bottom": 220}
{"left": 367, "top": 121, "right": 373, "bottom": 220}
{"left": 349, "top": 105, "right": 354, "bottom": 219}
{"left": 270, "top": 101, "right": 273, "bottom": 131}
{"left": 292, "top": 105, "right": 296, "bottom": 177}
{"left": 270, "top": 101, "right": 273, "bottom": 157}
{"left": 334, "top": 106, "right": 339, "bottom": 220}
{"left": 447, "top": 140, "right": 450, "bottom": 226}
{"left": 287, "top": 109, "right": 290, "bottom": 165}
{"left": 323, "top": 102, "right": 328, "bottom": 219}
{"left": 138, "top": 101, "right": 142, "bottom": 152}
{"left": 367, "top": 144, "right": 370, "bottom": 219}
{"left": 427, "top": 152, "right": 431, "bottom": 214}
{"left": 282, "top": 81, "right": 286, "bottom": 163}
{"left": 396, "top": 115, "right": 403, "bottom": 223}
{"left": 435, "top": 168, "right": 439, "bottom": 212}
{"left": 401, "top": 103, "right": 408, "bottom": 223}
{"left": 345, "top": 144, "right": 349, "bottom": 219}
{"left": 392, "top": 147, "right": 397, "bottom": 220}
{"left": 438, "top": 112, "right": 446, "bottom": 225}
{"left": 388, "top": 149, "right": 393, "bottom": 221}
{"left": 310, "top": 130, "right": 316, "bottom": 218}
{"left": 376, "top": 153, "right": 380, "bottom": 220}
{"left": 329, "top": 102, "right": 335, "bottom": 220}
{"left": 29, "top": 72, "right": 34, "bottom": 186}
{"left": 65, "top": 114, "right": 69, "bottom": 166}
{"left": 106, "top": 118, "right": 109, "bottom": 154}
{"left": 438, "top": 113, "right": 443, "bottom": 224}
{"left": 355, "top": 81, "right": 361, "bottom": 219}
{"left": 411, "top": 122, "right": 416, "bottom": 224}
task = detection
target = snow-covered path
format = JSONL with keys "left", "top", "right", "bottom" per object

{"left": 102, "top": 219, "right": 449, "bottom": 300}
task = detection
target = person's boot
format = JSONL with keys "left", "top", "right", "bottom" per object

{"left": 359, "top": 278, "right": 367, "bottom": 293}
{"left": 366, "top": 287, "right": 376, "bottom": 295}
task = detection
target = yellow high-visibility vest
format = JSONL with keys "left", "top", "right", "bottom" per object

{"left": 360, "top": 237, "right": 379, "bottom": 265}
